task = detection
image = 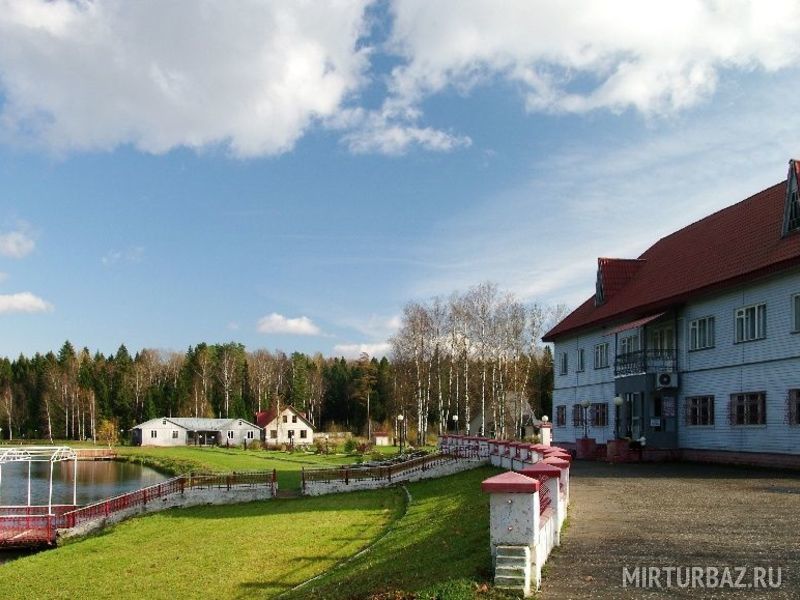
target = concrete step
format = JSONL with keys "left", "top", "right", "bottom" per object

{"left": 495, "top": 555, "right": 528, "bottom": 568}
{"left": 495, "top": 574, "right": 528, "bottom": 589}
{"left": 496, "top": 544, "right": 530, "bottom": 558}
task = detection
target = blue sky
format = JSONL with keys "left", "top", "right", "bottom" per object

{"left": 1, "top": 1, "right": 800, "bottom": 358}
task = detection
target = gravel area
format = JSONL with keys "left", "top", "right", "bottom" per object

{"left": 541, "top": 461, "right": 800, "bottom": 599}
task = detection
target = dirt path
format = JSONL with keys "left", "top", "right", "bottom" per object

{"left": 541, "top": 461, "right": 800, "bottom": 599}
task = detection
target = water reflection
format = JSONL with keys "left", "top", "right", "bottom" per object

{"left": 0, "top": 460, "right": 166, "bottom": 506}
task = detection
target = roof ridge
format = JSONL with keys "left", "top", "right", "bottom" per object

{"left": 641, "top": 180, "right": 786, "bottom": 256}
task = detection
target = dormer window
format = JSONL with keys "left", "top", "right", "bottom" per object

{"left": 783, "top": 159, "right": 800, "bottom": 235}
{"left": 595, "top": 266, "right": 605, "bottom": 306}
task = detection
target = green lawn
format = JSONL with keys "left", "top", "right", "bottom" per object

{"left": 0, "top": 490, "right": 404, "bottom": 600}
{"left": 293, "top": 466, "right": 504, "bottom": 599}
{"left": 0, "top": 466, "right": 506, "bottom": 600}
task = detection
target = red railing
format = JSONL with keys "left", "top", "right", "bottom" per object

{"left": 0, "top": 469, "right": 277, "bottom": 545}
{"left": 301, "top": 453, "right": 455, "bottom": 492}
{"left": 0, "top": 515, "right": 53, "bottom": 547}
{"left": 538, "top": 475, "right": 551, "bottom": 515}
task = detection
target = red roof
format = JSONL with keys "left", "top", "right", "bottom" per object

{"left": 544, "top": 170, "right": 800, "bottom": 341}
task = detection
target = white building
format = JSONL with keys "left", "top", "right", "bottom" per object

{"left": 256, "top": 406, "right": 315, "bottom": 447}
{"left": 543, "top": 160, "right": 800, "bottom": 468}
{"left": 131, "top": 417, "right": 262, "bottom": 447}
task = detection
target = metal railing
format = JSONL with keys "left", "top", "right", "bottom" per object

{"left": 614, "top": 349, "right": 676, "bottom": 376}
{"left": 301, "top": 452, "right": 456, "bottom": 492}
{"left": 0, "top": 469, "right": 277, "bottom": 545}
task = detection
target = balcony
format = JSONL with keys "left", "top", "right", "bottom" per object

{"left": 614, "top": 349, "right": 677, "bottom": 377}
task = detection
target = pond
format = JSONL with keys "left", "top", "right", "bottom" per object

{"left": 0, "top": 460, "right": 166, "bottom": 507}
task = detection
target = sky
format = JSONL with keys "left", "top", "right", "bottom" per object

{"left": 1, "top": 0, "right": 800, "bottom": 359}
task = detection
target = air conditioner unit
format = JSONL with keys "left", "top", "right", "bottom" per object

{"left": 656, "top": 372, "right": 678, "bottom": 389}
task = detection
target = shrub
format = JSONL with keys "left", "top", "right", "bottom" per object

{"left": 356, "top": 442, "right": 372, "bottom": 453}
{"left": 343, "top": 438, "right": 358, "bottom": 453}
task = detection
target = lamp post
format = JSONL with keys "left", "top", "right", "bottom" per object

{"left": 397, "top": 414, "right": 405, "bottom": 454}
{"left": 324, "top": 433, "right": 329, "bottom": 455}
{"left": 452, "top": 414, "right": 459, "bottom": 435}
{"left": 580, "top": 399, "right": 591, "bottom": 439}
{"left": 613, "top": 395, "right": 624, "bottom": 438}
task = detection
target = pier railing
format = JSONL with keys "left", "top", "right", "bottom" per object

{"left": 0, "top": 469, "right": 277, "bottom": 546}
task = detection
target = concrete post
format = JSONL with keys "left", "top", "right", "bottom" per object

{"left": 481, "top": 471, "right": 540, "bottom": 597}
{"left": 542, "top": 456, "right": 570, "bottom": 509}
{"left": 520, "top": 463, "right": 563, "bottom": 548}
{"left": 539, "top": 422, "right": 552, "bottom": 446}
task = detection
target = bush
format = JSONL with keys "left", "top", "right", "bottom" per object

{"left": 243, "top": 439, "right": 262, "bottom": 451}
{"left": 343, "top": 438, "right": 358, "bottom": 453}
{"left": 356, "top": 442, "right": 372, "bottom": 453}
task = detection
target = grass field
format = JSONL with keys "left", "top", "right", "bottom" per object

{"left": 0, "top": 465, "right": 505, "bottom": 599}
{"left": 0, "top": 489, "right": 404, "bottom": 600}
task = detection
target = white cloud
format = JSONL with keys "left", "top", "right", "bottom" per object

{"left": 0, "top": 0, "right": 371, "bottom": 157}
{"left": 0, "top": 291, "right": 53, "bottom": 314}
{"left": 332, "top": 342, "right": 391, "bottom": 359}
{"left": 384, "top": 0, "right": 800, "bottom": 122}
{"left": 256, "top": 312, "right": 322, "bottom": 336}
{"left": 101, "top": 246, "right": 145, "bottom": 266}
{"left": 409, "top": 72, "right": 800, "bottom": 307}
{"left": 0, "top": 228, "right": 35, "bottom": 258}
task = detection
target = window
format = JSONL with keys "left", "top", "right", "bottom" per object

{"left": 619, "top": 333, "right": 639, "bottom": 355}
{"left": 689, "top": 316, "right": 715, "bottom": 350}
{"left": 227, "top": 430, "right": 234, "bottom": 439}
{"left": 556, "top": 405, "right": 566, "bottom": 426}
{"left": 150, "top": 430, "right": 157, "bottom": 438}
{"left": 559, "top": 352, "right": 568, "bottom": 375}
{"left": 292, "top": 415, "right": 298, "bottom": 423}
{"left": 730, "top": 392, "right": 766, "bottom": 425}
{"left": 270, "top": 429, "right": 277, "bottom": 439}
{"left": 300, "top": 430, "right": 307, "bottom": 439}
{"left": 246, "top": 430, "right": 254, "bottom": 440}
{"left": 571, "top": 404, "right": 584, "bottom": 426}
{"left": 787, "top": 188, "right": 800, "bottom": 233}
{"left": 161, "top": 419, "right": 167, "bottom": 425}
{"left": 788, "top": 390, "right": 800, "bottom": 426}
{"left": 591, "top": 403, "right": 608, "bottom": 427}
{"left": 594, "top": 343, "right": 609, "bottom": 369}
{"left": 238, "top": 420, "right": 243, "bottom": 426}
{"left": 171, "top": 430, "right": 179, "bottom": 439}
{"left": 282, "top": 415, "right": 288, "bottom": 423}
{"left": 576, "top": 348, "right": 585, "bottom": 372}
{"left": 686, "top": 396, "right": 715, "bottom": 426}
{"left": 288, "top": 430, "right": 295, "bottom": 438}
{"left": 735, "top": 303, "right": 766, "bottom": 342}
{"left": 792, "top": 294, "right": 800, "bottom": 333}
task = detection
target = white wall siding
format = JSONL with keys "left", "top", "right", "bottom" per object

{"left": 553, "top": 328, "right": 616, "bottom": 445}
{"left": 136, "top": 419, "right": 188, "bottom": 447}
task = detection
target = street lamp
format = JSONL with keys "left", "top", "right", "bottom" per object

{"left": 613, "top": 395, "right": 624, "bottom": 438}
{"left": 324, "top": 434, "right": 330, "bottom": 455}
{"left": 452, "top": 414, "right": 459, "bottom": 435}
{"left": 580, "top": 399, "right": 591, "bottom": 439}
{"left": 397, "top": 414, "right": 405, "bottom": 454}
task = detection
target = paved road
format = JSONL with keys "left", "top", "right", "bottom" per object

{"left": 541, "top": 461, "right": 800, "bottom": 599}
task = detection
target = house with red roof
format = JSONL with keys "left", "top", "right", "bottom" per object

{"left": 543, "top": 160, "right": 800, "bottom": 467}
{"left": 256, "top": 405, "right": 315, "bottom": 447}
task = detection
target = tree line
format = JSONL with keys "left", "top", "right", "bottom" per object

{"left": 0, "top": 282, "right": 565, "bottom": 443}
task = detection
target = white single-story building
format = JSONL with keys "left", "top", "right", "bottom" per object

{"left": 256, "top": 406, "right": 315, "bottom": 447}
{"left": 131, "top": 417, "right": 262, "bottom": 447}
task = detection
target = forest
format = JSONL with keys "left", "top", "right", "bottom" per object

{"left": 0, "top": 283, "right": 565, "bottom": 444}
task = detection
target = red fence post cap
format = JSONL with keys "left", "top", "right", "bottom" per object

{"left": 481, "top": 471, "right": 540, "bottom": 494}
{"left": 542, "top": 457, "right": 570, "bottom": 469}
{"left": 519, "top": 463, "right": 562, "bottom": 479}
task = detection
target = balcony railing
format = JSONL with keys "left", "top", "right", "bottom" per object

{"left": 614, "top": 349, "right": 676, "bottom": 377}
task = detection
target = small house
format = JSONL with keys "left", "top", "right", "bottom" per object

{"left": 372, "top": 431, "right": 390, "bottom": 446}
{"left": 256, "top": 406, "right": 315, "bottom": 447}
{"left": 131, "top": 417, "right": 262, "bottom": 447}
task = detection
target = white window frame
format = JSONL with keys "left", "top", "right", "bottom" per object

{"left": 594, "top": 343, "right": 609, "bottom": 369}
{"left": 734, "top": 303, "right": 766, "bottom": 343}
{"left": 686, "top": 395, "right": 715, "bottom": 426}
{"left": 171, "top": 430, "right": 179, "bottom": 439}
{"left": 576, "top": 348, "right": 585, "bottom": 372}
{"left": 619, "top": 333, "right": 640, "bottom": 355}
{"left": 559, "top": 352, "right": 568, "bottom": 375}
{"left": 227, "top": 430, "right": 235, "bottom": 439}
{"left": 246, "top": 430, "right": 254, "bottom": 440}
{"left": 792, "top": 294, "right": 800, "bottom": 333}
{"left": 300, "top": 429, "right": 308, "bottom": 439}
{"left": 688, "top": 316, "right": 715, "bottom": 351}
{"left": 730, "top": 392, "right": 766, "bottom": 426}
{"left": 150, "top": 430, "right": 157, "bottom": 438}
